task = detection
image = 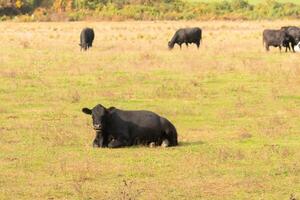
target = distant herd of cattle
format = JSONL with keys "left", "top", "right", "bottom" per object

{"left": 81, "top": 25, "right": 300, "bottom": 149}
{"left": 80, "top": 25, "right": 300, "bottom": 52}
{"left": 79, "top": 27, "right": 203, "bottom": 51}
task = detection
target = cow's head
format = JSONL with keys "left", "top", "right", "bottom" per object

{"left": 281, "top": 26, "right": 289, "bottom": 32}
{"left": 79, "top": 43, "right": 88, "bottom": 51}
{"left": 295, "top": 37, "right": 300, "bottom": 44}
{"left": 82, "top": 104, "right": 108, "bottom": 131}
{"left": 168, "top": 41, "right": 174, "bottom": 49}
{"left": 282, "top": 34, "right": 291, "bottom": 44}
{"left": 295, "top": 42, "right": 300, "bottom": 52}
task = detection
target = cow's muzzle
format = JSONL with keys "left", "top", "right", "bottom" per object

{"left": 93, "top": 124, "right": 102, "bottom": 131}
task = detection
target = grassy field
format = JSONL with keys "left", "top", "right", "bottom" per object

{"left": 185, "top": 0, "right": 300, "bottom": 4}
{"left": 0, "top": 20, "right": 300, "bottom": 200}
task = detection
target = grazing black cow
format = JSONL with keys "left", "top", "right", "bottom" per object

{"left": 82, "top": 104, "right": 178, "bottom": 148}
{"left": 79, "top": 27, "right": 94, "bottom": 51}
{"left": 263, "top": 29, "right": 290, "bottom": 52}
{"left": 281, "top": 26, "right": 300, "bottom": 52}
{"left": 168, "top": 27, "right": 202, "bottom": 49}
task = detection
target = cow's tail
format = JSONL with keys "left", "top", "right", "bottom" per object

{"left": 162, "top": 118, "right": 178, "bottom": 146}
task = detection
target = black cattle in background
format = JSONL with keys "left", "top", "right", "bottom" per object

{"left": 263, "top": 29, "right": 291, "bottom": 52}
{"left": 79, "top": 27, "right": 95, "bottom": 51}
{"left": 82, "top": 104, "right": 178, "bottom": 148}
{"left": 281, "top": 26, "right": 300, "bottom": 52}
{"left": 168, "top": 27, "right": 202, "bottom": 49}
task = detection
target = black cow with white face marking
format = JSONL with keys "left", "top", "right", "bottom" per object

{"left": 82, "top": 104, "right": 178, "bottom": 148}
{"left": 79, "top": 27, "right": 94, "bottom": 51}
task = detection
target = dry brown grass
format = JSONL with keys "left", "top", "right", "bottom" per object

{"left": 0, "top": 20, "right": 299, "bottom": 200}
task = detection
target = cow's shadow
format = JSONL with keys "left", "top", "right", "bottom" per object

{"left": 122, "top": 141, "right": 205, "bottom": 148}
{"left": 178, "top": 141, "right": 205, "bottom": 147}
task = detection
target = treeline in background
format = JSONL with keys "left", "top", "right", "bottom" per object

{"left": 1, "top": 0, "right": 300, "bottom": 21}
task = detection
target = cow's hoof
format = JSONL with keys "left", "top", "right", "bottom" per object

{"left": 161, "top": 139, "right": 169, "bottom": 148}
{"left": 93, "top": 143, "right": 99, "bottom": 148}
{"left": 149, "top": 142, "right": 156, "bottom": 148}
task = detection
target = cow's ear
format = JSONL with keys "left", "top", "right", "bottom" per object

{"left": 106, "top": 107, "right": 115, "bottom": 113}
{"left": 82, "top": 108, "right": 92, "bottom": 115}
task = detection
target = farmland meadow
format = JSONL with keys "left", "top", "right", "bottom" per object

{"left": 0, "top": 20, "right": 300, "bottom": 199}
{"left": 188, "top": 0, "right": 300, "bottom": 3}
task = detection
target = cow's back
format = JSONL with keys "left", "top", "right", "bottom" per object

{"left": 184, "top": 27, "right": 201, "bottom": 42}
{"left": 108, "top": 109, "right": 164, "bottom": 142}
{"left": 263, "top": 29, "right": 281, "bottom": 43}
{"left": 112, "top": 109, "right": 162, "bottom": 128}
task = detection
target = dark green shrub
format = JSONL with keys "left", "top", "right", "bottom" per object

{"left": 231, "top": 0, "right": 252, "bottom": 11}
{"left": 6, "top": 0, "right": 300, "bottom": 21}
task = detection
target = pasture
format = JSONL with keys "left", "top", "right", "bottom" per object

{"left": 0, "top": 20, "right": 299, "bottom": 199}
{"left": 185, "top": 0, "right": 300, "bottom": 4}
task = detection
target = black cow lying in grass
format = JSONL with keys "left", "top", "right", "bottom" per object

{"left": 168, "top": 27, "right": 202, "bottom": 49}
{"left": 79, "top": 27, "right": 94, "bottom": 51}
{"left": 82, "top": 104, "right": 178, "bottom": 148}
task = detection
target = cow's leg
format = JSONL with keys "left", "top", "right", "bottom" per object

{"left": 108, "top": 139, "right": 124, "bottom": 148}
{"left": 287, "top": 43, "right": 291, "bottom": 52}
{"left": 161, "top": 139, "right": 170, "bottom": 147}
{"left": 196, "top": 41, "right": 200, "bottom": 49}
{"left": 265, "top": 44, "right": 269, "bottom": 51}
{"left": 93, "top": 137, "right": 102, "bottom": 148}
{"left": 100, "top": 134, "right": 111, "bottom": 148}
{"left": 92, "top": 136, "right": 103, "bottom": 148}
{"left": 279, "top": 46, "right": 282, "bottom": 52}
{"left": 185, "top": 42, "right": 188, "bottom": 48}
{"left": 108, "top": 138, "right": 127, "bottom": 148}
{"left": 179, "top": 43, "right": 182, "bottom": 49}
{"left": 292, "top": 43, "right": 295, "bottom": 53}
{"left": 93, "top": 132, "right": 109, "bottom": 148}
{"left": 93, "top": 138, "right": 99, "bottom": 148}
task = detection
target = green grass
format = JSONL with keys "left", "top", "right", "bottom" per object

{"left": 0, "top": 20, "right": 299, "bottom": 199}
{"left": 184, "top": 0, "right": 300, "bottom": 4}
